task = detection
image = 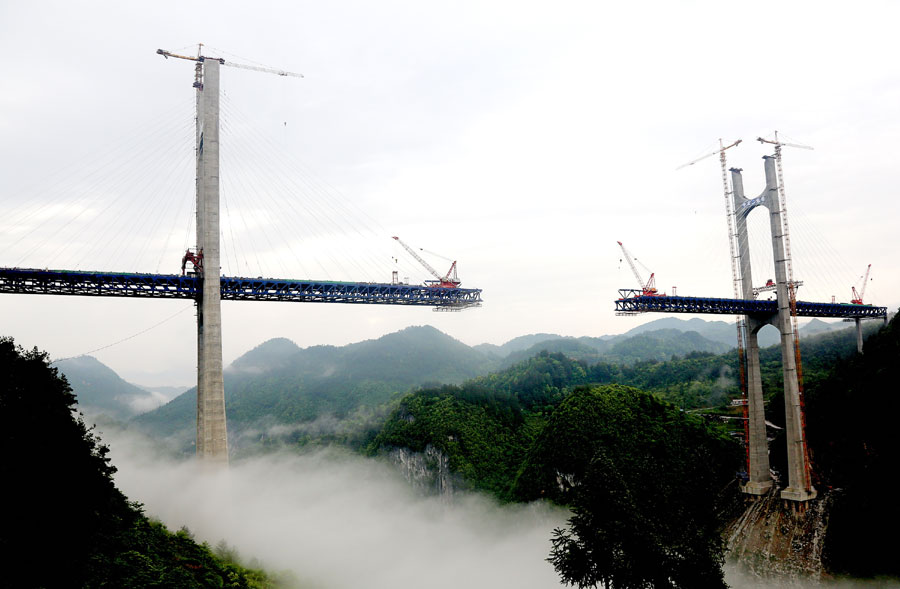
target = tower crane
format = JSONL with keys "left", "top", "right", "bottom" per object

{"left": 392, "top": 236, "right": 461, "bottom": 288}
{"left": 617, "top": 241, "right": 660, "bottom": 296}
{"left": 851, "top": 264, "right": 871, "bottom": 305}
{"left": 157, "top": 45, "right": 304, "bottom": 89}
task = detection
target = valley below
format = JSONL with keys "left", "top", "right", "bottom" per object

{"left": 10, "top": 314, "right": 897, "bottom": 588}
{"left": 104, "top": 426, "right": 570, "bottom": 589}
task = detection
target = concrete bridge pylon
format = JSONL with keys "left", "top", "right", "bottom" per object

{"left": 195, "top": 58, "right": 228, "bottom": 463}
{"left": 731, "top": 156, "right": 815, "bottom": 502}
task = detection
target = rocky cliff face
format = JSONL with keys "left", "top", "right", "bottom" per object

{"left": 388, "top": 445, "right": 456, "bottom": 501}
{"left": 726, "top": 489, "right": 832, "bottom": 585}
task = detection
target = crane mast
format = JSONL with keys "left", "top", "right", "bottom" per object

{"left": 393, "top": 236, "right": 461, "bottom": 288}
{"left": 678, "top": 138, "right": 751, "bottom": 474}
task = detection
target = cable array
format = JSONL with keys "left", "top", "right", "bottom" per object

{"left": 1, "top": 97, "right": 196, "bottom": 274}
{"left": 0, "top": 90, "right": 438, "bottom": 286}
{"left": 216, "top": 92, "right": 429, "bottom": 284}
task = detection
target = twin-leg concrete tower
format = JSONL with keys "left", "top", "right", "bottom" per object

{"left": 732, "top": 157, "right": 815, "bottom": 502}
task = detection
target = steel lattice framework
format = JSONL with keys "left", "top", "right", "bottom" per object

{"left": 0, "top": 268, "right": 483, "bottom": 308}
{"left": 614, "top": 290, "right": 886, "bottom": 320}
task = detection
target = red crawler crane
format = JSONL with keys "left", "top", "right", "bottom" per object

{"left": 851, "top": 264, "right": 871, "bottom": 305}
{"left": 617, "top": 241, "right": 661, "bottom": 296}
{"left": 392, "top": 236, "right": 461, "bottom": 288}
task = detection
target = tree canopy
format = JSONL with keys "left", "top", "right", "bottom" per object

{"left": 0, "top": 337, "right": 283, "bottom": 588}
{"left": 537, "top": 385, "right": 743, "bottom": 588}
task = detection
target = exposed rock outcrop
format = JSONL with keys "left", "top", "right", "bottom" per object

{"left": 388, "top": 445, "right": 456, "bottom": 501}
{"left": 727, "top": 488, "right": 832, "bottom": 586}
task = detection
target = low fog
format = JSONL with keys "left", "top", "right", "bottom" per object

{"left": 103, "top": 428, "right": 900, "bottom": 588}
{"left": 104, "top": 428, "right": 569, "bottom": 588}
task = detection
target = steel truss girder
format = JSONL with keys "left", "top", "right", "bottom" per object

{"left": 614, "top": 291, "right": 886, "bottom": 320}
{"left": 0, "top": 268, "right": 483, "bottom": 308}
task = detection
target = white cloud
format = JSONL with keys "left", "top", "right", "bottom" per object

{"left": 105, "top": 429, "right": 569, "bottom": 588}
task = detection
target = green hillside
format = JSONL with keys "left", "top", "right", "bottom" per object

{"left": 133, "top": 325, "right": 498, "bottom": 452}
{"left": 368, "top": 319, "right": 880, "bottom": 500}
{"left": 55, "top": 355, "right": 153, "bottom": 419}
{"left": 0, "top": 337, "right": 286, "bottom": 588}
{"left": 804, "top": 313, "right": 900, "bottom": 578}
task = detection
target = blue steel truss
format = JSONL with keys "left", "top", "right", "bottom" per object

{"left": 0, "top": 268, "right": 483, "bottom": 309}
{"left": 614, "top": 289, "right": 886, "bottom": 320}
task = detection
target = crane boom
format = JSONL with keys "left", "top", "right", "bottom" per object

{"left": 757, "top": 136, "right": 814, "bottom": 151}
{"left": 617, "top": 241, "right": 658, "bottom": 296}
{"left": 675, "top": 139, "right": 742, "bottom": 170}
{"left": 156, "top": 48, "right": 303, "bottom": 78}
{"left": 851, "top": 264, "right": 871, "bottom": 304}
{"left": 156, "top": 48, "right": 201, "bottom": 62}
{"left": 393, "top": 236, "right": 461, "bottom": 288}
{"left": 221, "top": 60, "right": 304, "bottom": 78}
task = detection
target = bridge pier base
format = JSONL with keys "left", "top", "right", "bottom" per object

{"left": 743, "top": 480, "right": 775, "bottom": 495}
{"left": 855, "top": 317, "right": 863, "bottom": 354}
{"left": 780, "top": 486, "right": 817, "bottom": 502}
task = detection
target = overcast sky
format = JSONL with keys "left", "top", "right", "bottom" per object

{"left": 2, "top": 1, "right": 898, "bottom": 386}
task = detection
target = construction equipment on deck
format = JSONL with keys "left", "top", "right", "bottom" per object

{"left": 851, "top": 264, "right": 872, "bottom": 305}
{"left": 392, "top": 236, "right": 461, "bottom": 288}
{"left": 617, "top": 241, "right": 661, "bottom": 296}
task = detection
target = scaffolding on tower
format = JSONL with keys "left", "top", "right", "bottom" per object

{"left": 758, "top": 131, "right": 815, "bottom": 492}
{"left": 678, "top": 138, "right": 750, "bottom": 472}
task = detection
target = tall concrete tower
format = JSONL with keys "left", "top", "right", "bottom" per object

{"left": 731, "top": 157, "right": 815, "bottom": 502}
{"left": 731, "top": 168, "right": 773, "bottom": 496}
{"left": 761, "top": 156, "right": 814, "bottom": 502}
{"left": 158, "top": 46, "right": 302, "bottom": 462}
{"left": 195, "top": 58, "right": 228, "bottom": 462}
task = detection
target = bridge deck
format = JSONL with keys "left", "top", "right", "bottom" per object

{"left": 614, "top": 290, "right": 886, "bottom": 319}
{"left": 0, "top": 268, "right": 482, "bottom": 308}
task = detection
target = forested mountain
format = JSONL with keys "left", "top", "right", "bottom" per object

{"left": 607, "top": 327, "right": 731, "bottom": 361}
{"left": 128, "top": 318, "right": 871, "bottom": 455}
{"left": 532, "top": 386, "right": 741, "bottom": 588}
{"left": 0, "top": 337, "right": 285, "bottom": 588}
{"left": 77, "top": 318, "right": 803, "bottom": 436}
{"left": 499, "top": 328, "right": 728, "bottom": 367}
{"left": 499, "top": 336, "right": 611, "bottom": 366}
{"left": 367, "top": 313, "right": 898, "bottom": 584}
{"left": 472, "top": 332, "right": 567, "bottom": 357}
{"left": 368, "top": 317, "right": 879, "bottom": 499}
{"left": 55, "top": 355, "right": 164, "bottom": 419}
{"left": 6, "top": 310, "right": 892, "bottom": 585}
{"left": 133, "top": 326, "right": 498, "bottom": 451}
{"left": 803, "top": 314, "right": 900, "bottom": 578}
{"left": 472, "top": 316, "right": 781, "bottom": 360}
{"left": 619, "top": 316, "right": 844, "bottom": 347}
{"left": 623, "top": 317, "right": 748, "bottom": 347}
{"left": 230, "top": 337, "right": 302, "bottom": 372}
{"left": 369, "top": 370, "right": 743, "bottom": 587}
